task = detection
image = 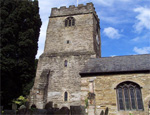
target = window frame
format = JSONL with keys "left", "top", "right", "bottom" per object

{"left": 116, "top": 81, "right": 144, "bottom": 111}
{"left": 64, "top": 91, "right": 68, "bottom": 102}
{"left": 65, "top": 17, "right": 75, "bottom": 27}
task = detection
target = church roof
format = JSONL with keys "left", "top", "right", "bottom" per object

{"left": 80, "top": 54, "right": 150, "bottom": 75}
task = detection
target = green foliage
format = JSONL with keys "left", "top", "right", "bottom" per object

{"left": 12, "top": 96, "right": 27, "bottom": 106}
{"left": 1, "top": 0, "right": 42, "bottom": 109}
{"left": 2, "top": 110, "right": 4, "bottom": 114}
{"left": 30, "top": 106, "right": 37, "bottom": 112}
{"left": 85, "top": 99, "right": 88, "bottom": 108}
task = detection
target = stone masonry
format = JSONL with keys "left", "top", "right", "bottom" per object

{"left": 30, "top": 3, "right": 101, "bottom": 109}
{"left": 80, "top": 54, "right": 150, "bottom": 115}
{"left": 81, "top": 73, "right": 150, "bottom": 115}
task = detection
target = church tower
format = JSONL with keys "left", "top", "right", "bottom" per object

{"left": 30, "top": 3, "right": 101, "bottom": 109}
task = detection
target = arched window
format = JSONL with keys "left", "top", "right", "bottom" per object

{"left": 116, "top": 81, "right": 144, "bottom": 111}
{"left": 64, "top": 92, "right": 68, "bottom": 101}
{"left": 65, "top": 17, "right": 75, "bottom": 27}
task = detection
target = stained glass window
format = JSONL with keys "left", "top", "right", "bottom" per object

{"left": 118, "top": 88, "right": 124, "bottom": 110}
{"left": 130, "top": 87, "right": 136, "bottom": 110}
{"left": 117, "top": 81, "right": 143, "bottom": 111}
{"left": 124, "top": 87, "right": 130, "bottom": 110}
{"left": 136, "top": 88, "right": 143, "bottom": 110}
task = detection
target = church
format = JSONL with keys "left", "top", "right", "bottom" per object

{"left": 30, "top": 3, "right": 150, "bottom": 115}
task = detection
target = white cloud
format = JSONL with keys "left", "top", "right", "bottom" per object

{"left": 133, "top": 7, "right": 150, "bottom": 32}
{"left": 79, "top": 0, "right": 131, "bottom": 7}
{"left": 100, "top": 16, "right": 123, "bottom": 24}
{"left": 131, "top": 37, "right": 140, "bottom": 42}
{"left": 120, "top": 0, "right": 129, "bottom": 1}
{"left": 131, "top": 32, "right": 150, "bottom": 42}
{"left": 103, "top": 27, "right": 121, "bottom": 39}
{"left": 95, "top": 0, "right": 134, "bottom": 7}
{"left": 95, "top": 0, "right": 130, "bottom": 6}
{"left": 95, "top": 0, "right": 114, "bottom": 6}
{"left": 111, "top": 55, "right": 117, "bottom": 57}
{"left": 133, "top": 47, "right": 150, "bottom": 54}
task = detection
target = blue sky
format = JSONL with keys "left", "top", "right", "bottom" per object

{"left": 36, "top": 0, "right": 150, "bottom": 58}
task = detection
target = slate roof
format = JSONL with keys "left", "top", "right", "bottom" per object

{"left": 80, "top": 54, "right": 150, "bottom": 75}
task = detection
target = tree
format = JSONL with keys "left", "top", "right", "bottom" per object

{"left": 0, "top": 0, "right": 42, "bottom": 109}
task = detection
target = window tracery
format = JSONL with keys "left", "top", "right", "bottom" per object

{"left": 116, "top": 81, "right": 143, "bottom": 111}
{"left": 65, "top": 17, "right": 75, "bottom": 27}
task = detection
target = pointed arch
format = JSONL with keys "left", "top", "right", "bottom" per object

{"left": 64, "top": 91, "right": 68, "bottom": 101}
{"left": 116, "top": 81, "right": 141, "bottom": 88}
{"left": 116, "top": 81, "right": 144, "bottom": 111}
{"left": 65, "top": 17, "right": 75, "bottom": 27}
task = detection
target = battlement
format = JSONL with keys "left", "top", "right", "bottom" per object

{"left": 50, "top": 2, "right": 99, "bottom": 20}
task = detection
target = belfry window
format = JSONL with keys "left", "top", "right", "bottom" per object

{"left": 65, "top": 17, "right": 75, "bottom": 27}
{"left": 116, "top": 81, "right": 144, "bottom": 111}
{"left": 64, "top": 92, "right": 68, "bottom": 101}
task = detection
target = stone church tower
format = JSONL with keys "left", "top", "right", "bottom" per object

{"left": 30, "top": 3, "right": 101, "bottom": 109}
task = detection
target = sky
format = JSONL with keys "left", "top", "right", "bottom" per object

{"left": 36, "top": 0, "right": 150, "bottom": 58}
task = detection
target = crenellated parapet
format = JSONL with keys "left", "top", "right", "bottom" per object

{"left": 50, "top": 3, "right": 99, "bottom": 20}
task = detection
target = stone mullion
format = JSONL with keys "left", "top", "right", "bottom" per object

{"left": 116, "top": 89, "right": 120, "bottom": 111}
{"left": 134, "top": 87, "right": 138, "bottom": 110}
{"left": 122, "top": 87, "right": 126, "bottom": 110}
{"left": 129, "top": 87, "right": 133, "bottom": 110}
{"left": 127, "top": 86, "right": 132, "bottom": 110}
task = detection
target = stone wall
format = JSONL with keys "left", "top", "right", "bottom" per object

{"left": 81, "top": 73, "right": 150, "bottom": 115}
{"left": 30, "top": 2, "right": 101, "bottom": 109}
{"left": 93, "top": 14, "right": 101, "bottom": 58}
{"left": 31, "top": 53, "right": 95, "bottom": 109}
{"left": 44, "top": 13, "right": 99, "bottom": 56}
